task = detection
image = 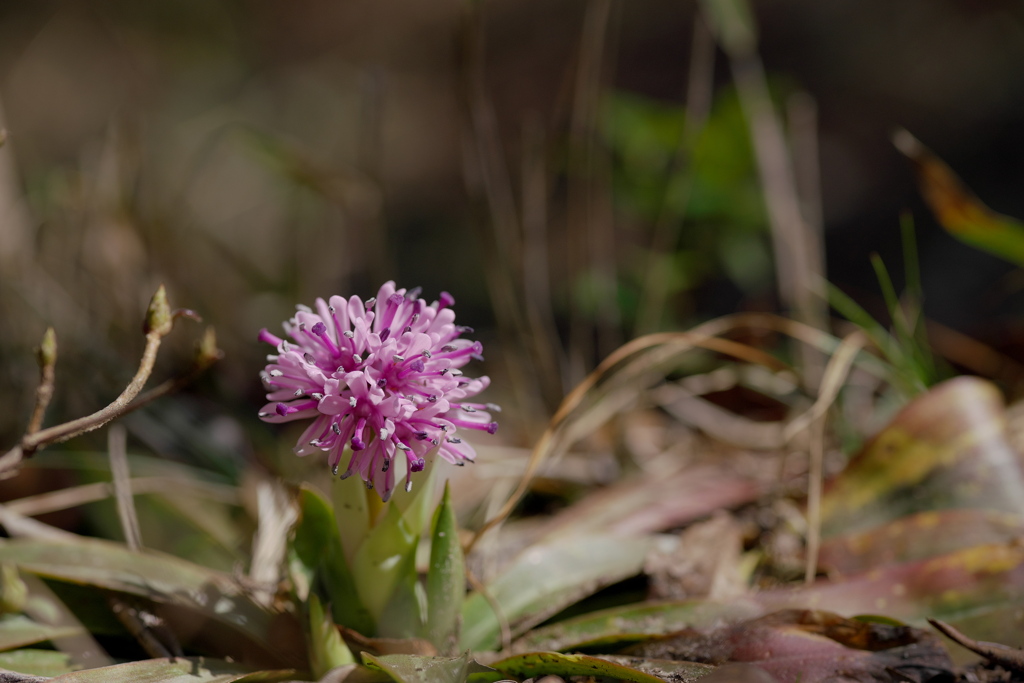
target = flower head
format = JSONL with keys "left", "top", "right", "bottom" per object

{"left": 259, "top": 282, "right": 498, "bottom": 501}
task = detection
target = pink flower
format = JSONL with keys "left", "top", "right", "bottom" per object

{"left": 258, "top": 282, "right": 498, "bottom": 501}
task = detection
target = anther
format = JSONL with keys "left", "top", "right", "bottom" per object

{"left": 304, "top": 352, "right": 316, "bottom": 364}
{"left": 349, "top": 397, "right": 358, "bottom": 408}
{"left": 344, "top": 331, "right": 355, "bottom": 338}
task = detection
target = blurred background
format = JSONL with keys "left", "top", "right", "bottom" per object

{"left": 2, "top": 0, "right": 1024, "bottom": 524}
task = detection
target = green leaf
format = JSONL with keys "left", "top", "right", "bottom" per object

{"left": 361, "top": 652, "right": 474, "bottom": 683}
{"left": 355, "top": 503, "right": 422, "bottom": 638}
{"left": 332, "top": 475, "right": 370, "bottom": 567}
{"left": 459, "top": 534, "right": 655, "bottom": 652}
{"left": 0, "top": 538, "right": 300, "bottom": 666}
{"left": 351, "top": 462, "right": 438, "bottom": 636}
{"left": 292, "top": 485, "right": 374, "bottom": 635}
{"left": 0, "top": 648, "right": 78, "bottom": 676}
{"left": 46, "top": 657, "right": 297, "bottom": 682}
{"left": 425, "top": 483, "right": 464, "bottom": 655}
{"left": 0, "top": 614, "right": 83, "bottom": 651}
{"left": 489, "top": 651, "right": 712, "bottom": 683}
{"left": 308, "top": 593, "right": 355, "bottom": 679}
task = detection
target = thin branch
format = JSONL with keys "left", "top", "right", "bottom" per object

{"left": 0, "top": 289, "right": 219, "bottom": 479}
{"left": 25, "top": 327, "right": 57, "bottom": 436}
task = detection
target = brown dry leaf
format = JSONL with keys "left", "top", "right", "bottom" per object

{"left": 338, "top": 625, "right": 438, "bottom": 658}
{"left": 646, "top": 511, "right": 747, "bottom": 601}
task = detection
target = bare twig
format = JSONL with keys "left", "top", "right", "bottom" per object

{"left": 929, "top": 618, "right": 1024, "bottom": 673}
{"left": 25, "top": 327, "right": 57, "bottom": 436}
{"left": 0, "top": 288, "right": 218, "bottom": 478}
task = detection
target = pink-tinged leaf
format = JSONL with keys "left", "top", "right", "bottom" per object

{"left": 761, "top": 543, "right": 1024, "bottom": 637}
{"left": 513, "top": 598, "right": 764, "bottom": 653}
{"left": 819, "top": 509, "right": 1024, "bottom": 577}
{"left": 536, "top": 464, "right": 763, "bottom": 540}
{"left": 626, "top": 610, "right": 952, "bottom": 683}
{"left": 821, "top": 377, "right": 1024, "bottom": 538}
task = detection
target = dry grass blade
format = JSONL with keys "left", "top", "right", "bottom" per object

{"left": 654, "top": 384, "right": 785, "bottom": 450}
{"left": 468, "top": 324, "right": 789, "bottom": 551}
{"left": 4, "top": 477, "right": 238, "bottom": 518}
{"left": 782, "top": 330, "right": 867, "bottom": 582}
{"left": 469, "top": 313, "right": 886, "bottom": 552}
{"left": 21, "top": 574, "right": 112, "bottom": 670}
{"left": 108, "top": 425, "right": 142, "bottom": 552}
{"left": 636, "top": 12, "right": 715, "bottom": 334}
{"left": 248, "top": 477, "right": 296, "bottom": 607}
{"left": 0, "top": 503, "right": 80, "bottom": 542}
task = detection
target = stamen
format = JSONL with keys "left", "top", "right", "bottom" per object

{"left": 303, "top": 352, "right": 316, "bottom": 364}
{"left": 344, "top": 331, "right": 355, "bottom": 338}
{"left": 379, "top": 328, "right": 390, "bottom": 342}
{"left": 406, "top": 286, "right": 422, "bottom": 300}
{"left": 349, "top": 396, "right": 358, "bottom": 408}
{"left": 364, "top": 297, "right": 376, "bottom": 310}
{"left": 487, "top": 403, "right": 502, "bottom": 412}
